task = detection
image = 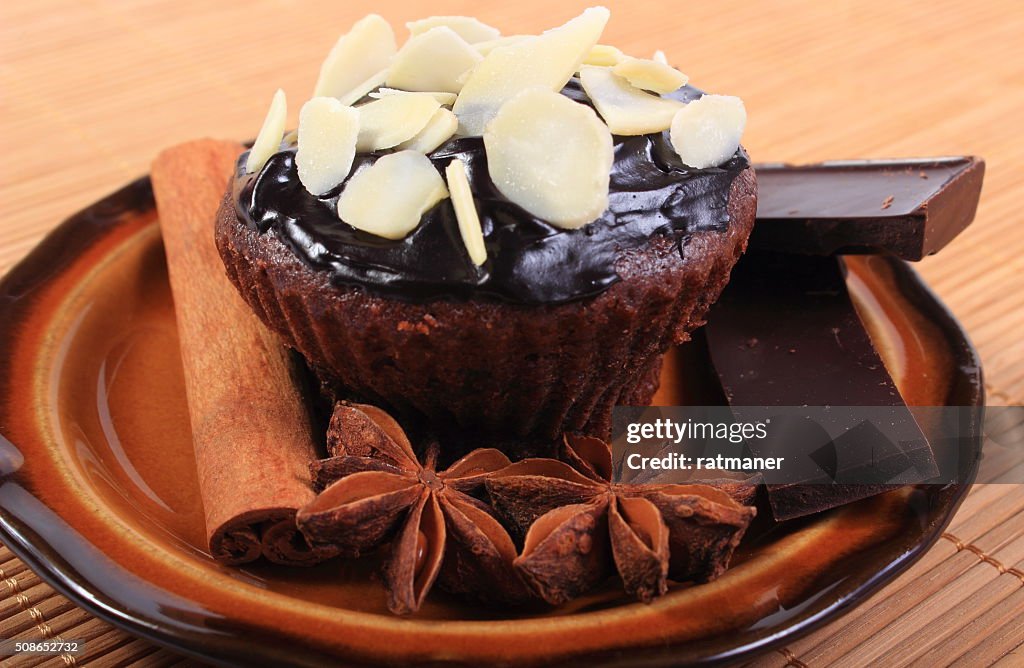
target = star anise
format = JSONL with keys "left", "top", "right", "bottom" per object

{"left": 485, "top": 434, "right": 757, "bottom": 605}
{"left": 297, "top": 403, "right": 530, "bottom": 615}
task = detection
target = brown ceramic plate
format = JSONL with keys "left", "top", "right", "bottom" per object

{"left": 0, "top": 178, "right": 983, "bottom": 666}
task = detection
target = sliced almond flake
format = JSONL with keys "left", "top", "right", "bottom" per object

{"left": 370, "top": 88, "right": 458, "bottom": 105}
{"left": 313, "top": 15, "right": 397, "bottom": 100}
{"left": 445, "top": 159, "right": 487, "bottom": 265}
{"left": 455, "top": 67, "right": 474, "bottom": 88}
{"left": 473, "top": 35, "right": 529, "bottom": 56}
{"left": 406, "top": 16, "right": 501, "bottom": 43}
{"left": 453, "top": 7, "right": 610, "bottom": 136}
{"left": 583, "top": 44, "right": 624, "bottom": 67}
{"left": 355, "top": 94, "right": 441, "bottom": 152}
{"left": 296, "top": 97, "right": 359, "bottom": 196}
{"left": 387, "top": 27, "right": 482, "bottom": 94}
{"left": 337, "top": 68, "right": 389, "bottom": 106}
{"left": 397, "top": 108, "right": 458, "bottom": 153}
{"left": 483, "top": 88, "right": 612, "bottom": 229}
{"left": 245, "top": 88, "right": 287, "bottom": 174}
{"left": 579, "top": 65, "right": 683, "bottom": 135}
{"left": 337, "top": 151, "right": 449, "bottom": 240}
{"left": 669, "top": 94, "right": 746, "bottom": 169}
{"left": 652, "top": 49, "right": 668, "bottom": 65}
{"left": 613, "top": 57, "right": 688, "bottom": 93}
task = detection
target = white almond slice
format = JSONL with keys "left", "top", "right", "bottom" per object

{"left": 579, "top": 65, "right": 683, "bottom": 135}
{"left": 313, "top": 15, "right": 397, "bottom": 100}
{"left": 445, "top": 159, "right": 487, "bottom": 265}
{"left": 337, "top": 151, "right": 449, "bottom": 240}
{"left": 670, "top": 95, "right": 746, "bottom": 169}
{"left": 296, "top": 97, "right": 359, "bottom": 196}
{"left": 455, "top": 67, "right": 474, "bottom": 88}
{"left": 397, "top": 108, "right": 458, "bottom": 153}
{"left": 613, "top": 57, "right": 688, "bottom": 93}
{"left": 652, "top": 49, "right": 668, "bottom": 65}
{"left": 337, "top": 68, "right": 389, "bottom": 106}
{"left": 473, "top": 35, "right": 529, "bottom": 56}
{"left": 370, "top": 88, "right": 458, "bottom": 106}
{"left": 386, "top": 27, "right": 482, "bottom": 94}
{"left": 406, "top": 16, "right": 501, "bottom": 43}
{"left": 355, "top": 94, "right": 442, "bottom": 152}
{"left": 245, "top": 89, "right": 287, "bottom": 174}
{"left": 583, "top": 44, "right": 624, "bottom": 67}
{"left": 453, "top": 7, "right": 610, "bottom": 136}
{"left": 483, "top": 88, "right": 612, "bottom": 229}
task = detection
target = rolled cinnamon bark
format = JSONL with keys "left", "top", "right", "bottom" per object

{"left": 152, "top": 139, "right": 331, "bottom": 566}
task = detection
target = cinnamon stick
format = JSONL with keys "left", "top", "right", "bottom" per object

{"left": 152, "top": 139, "right": 330, "bottom": 566}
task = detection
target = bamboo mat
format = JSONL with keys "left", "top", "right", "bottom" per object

{"left": 1, "top": 0, "right": 1022, "bottom": 665}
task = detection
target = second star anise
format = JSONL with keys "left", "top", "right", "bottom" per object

{"left": 485, "top": 434, "right": 757, "bottom": 605}
{"left": 297, "top": 402, "right": 530, "bottom": 615}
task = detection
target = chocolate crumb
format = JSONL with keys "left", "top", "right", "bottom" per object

{"left": 881, "top": 195, "right": 895, "bottom": 210}
{"left": 919, "top": 171, "right": 929, "bottom": 179}
{"left": 397, "top": 321, "right": 431, "bottom": 335}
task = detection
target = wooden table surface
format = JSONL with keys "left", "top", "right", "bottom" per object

{"left": 1, "top": 1, "right": 1022, "bottom": 665}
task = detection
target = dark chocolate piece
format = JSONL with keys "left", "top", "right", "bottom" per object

{"left": 234, "top": 79, "right": 750, "bottom": 305}
{"left": 752, "top": 157, "right": 984, "bottom": 260}
{"left": 704, "top": 253, "right": 938, "bottom": 520}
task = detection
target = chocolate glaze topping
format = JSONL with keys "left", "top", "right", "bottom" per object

{"left": 234, "top": 79, "right": 749, "bottom": 304}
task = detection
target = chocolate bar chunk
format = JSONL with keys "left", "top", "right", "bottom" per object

{"left": 704, "top": 254, "right": 938, "bottom": 520}
{"left": 752, "top": 157, "right": 984, "bottom": 260}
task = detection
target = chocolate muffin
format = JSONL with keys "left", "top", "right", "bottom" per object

{"left": 216, "top": 8, "right": 756, "bottom": 443}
